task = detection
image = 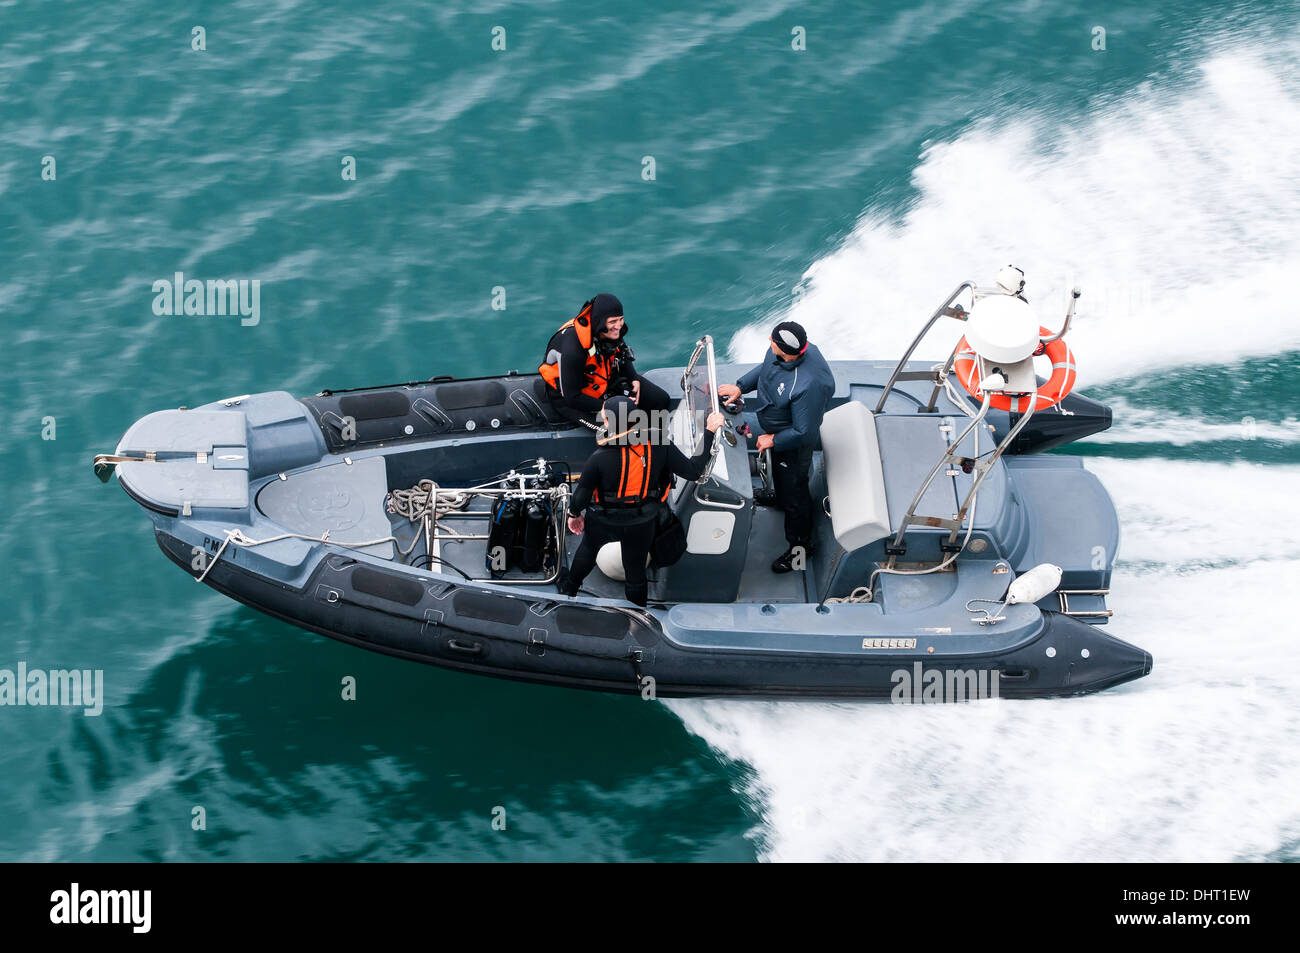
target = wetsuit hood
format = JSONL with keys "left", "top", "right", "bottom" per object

{"left": 589, "top": 292, "right": 626, "bottom": 342}
{"left": 598, "top": 395, "right": 644, "bottom": 446}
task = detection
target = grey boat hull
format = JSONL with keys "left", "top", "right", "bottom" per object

{"left": 103, "top": 359, "right": 1152, "bottom": 701}
{"left": 154, "top": 529, "right": 1149, "bottom": 699}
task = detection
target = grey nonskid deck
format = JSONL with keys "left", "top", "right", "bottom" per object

{"left": 735, "top": 504, "right": 809, "bottom": 604}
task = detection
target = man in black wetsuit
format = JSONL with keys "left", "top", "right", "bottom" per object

{"left": 558, "top": 396, "right": 725, "bottom": 606}
{"left": 538, "top": 293, "right": 671, "bottom": 427}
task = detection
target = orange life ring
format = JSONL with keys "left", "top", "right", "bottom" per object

{"left": 952, "top": 326, "right": 1076, "bottom": 413}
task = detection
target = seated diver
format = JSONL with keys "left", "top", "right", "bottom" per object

{"left": 557, "top": 395, "right": 725, "bottom": 607}
{"left": 538, "top": 293, "right": 671, "bottom": 428}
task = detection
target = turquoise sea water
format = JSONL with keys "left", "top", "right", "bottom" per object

{"left": 2, "top": 0, "right": 1298, "bottom": 861}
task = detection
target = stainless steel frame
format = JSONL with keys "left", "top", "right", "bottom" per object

{"left": 1040, "top": 287, "right": 1082, "bottom": 343}
{"left": 415, "top": 478, "right": 570, "bottom": 586}
{"left": 877, "top": 283, "right": 1083, "bottom": 413}
{"left": 877, "top": 283, "right": 1087, "bottom": 560}
{"left": 874, "top": 280, "right": 976, "bottom": 413}
{"left": 1058, "top": 588, "right": 1114, "bottom": 618}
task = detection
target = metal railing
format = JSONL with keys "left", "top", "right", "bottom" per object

{"left": 874, "top": 281, "right": 976, "bottom": 413}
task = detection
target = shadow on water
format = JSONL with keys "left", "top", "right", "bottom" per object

{"left": 40, "top": 605, "right": 758, "bottom": 861}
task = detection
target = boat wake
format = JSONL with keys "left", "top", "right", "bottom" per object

{"left": 1086, "top": 399, "right": 1300, "bottom": 448}
{"left": 679, "top": 37, "right": 1300, "bottom": 862}
{"left": 726, "top": 37, "right": 1300, "bottom": 386}
{"left": 667, "top": 459, "right": 1300, "bottom": 862}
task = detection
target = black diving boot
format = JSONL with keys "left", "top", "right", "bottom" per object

{"left": 771, "top": 544, "right": 813, "bottom": 574}
{"left": 555, "top": 567, "right": 580, "bottom": 597}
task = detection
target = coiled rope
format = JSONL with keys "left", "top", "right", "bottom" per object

{"left": 385, "top": 479, "right": 472, "bottom": 529}
{"left": 195, "top": 480, "right": 474, "bottom": 583}
{"left": 826, "top": 586, "right": 873, "bottom": 604}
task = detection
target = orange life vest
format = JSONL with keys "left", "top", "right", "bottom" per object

{"left": 592, "top": 444, "right": 673, "bottom": 506}
{"left": 538, "top": 302, "right": 613, "bottom": 399}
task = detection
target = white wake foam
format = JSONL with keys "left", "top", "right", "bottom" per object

{"left": 1086, "top": 399, "right": 1300, "bottom": 447}
{"left": 694, "top": 40, "right": 1300, "bottom": 861}
{"left": 728, "top": 41, "right": 1300, "bottom": 385}
{"left": 668, "top": 460, "right": 1300, "bottom": 862}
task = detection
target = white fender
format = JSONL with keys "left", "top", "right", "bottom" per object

{"left": 595, "top": 541, "right": 650, "bottom": 581}
{"left": 1007, "top": 563, "right": 1063, "bottom": 605}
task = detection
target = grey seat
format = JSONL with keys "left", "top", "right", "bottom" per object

{"left": 819, "top": 401, "right": 890, "bottom": 552}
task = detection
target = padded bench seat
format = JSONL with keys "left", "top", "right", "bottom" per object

{"left": 819, "top": 401, "right": 890, "bottom": 551}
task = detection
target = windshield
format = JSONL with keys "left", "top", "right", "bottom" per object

{"left": 669, "top": 336, "right": 724, "bottom": 493}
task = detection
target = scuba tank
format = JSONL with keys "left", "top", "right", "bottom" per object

{"left": 485, "top": 463, "right": 561, "bottom": 577}
{"left": 486, "top": 498, "right": 523, "bottom": 578}
{"left": 521, "top": 500, "right": 551, "bottom": 573}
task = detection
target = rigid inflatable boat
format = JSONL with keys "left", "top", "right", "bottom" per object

{"left": 95, "top": 279, "right": 1152, "bottom": 699}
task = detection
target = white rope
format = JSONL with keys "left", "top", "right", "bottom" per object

{"left": 386, "top": 479, "right": 471, "bottom": 522}
{"left": 826, "top": 586, "right": 873, "bottom": 604}
{"left": 965, "top": 597, "right": 1009, "bottom": 625}
{"left": 195, "top": 528, "right": 407, "bottom": 583}
{"left": 196, "top": 469, "right": 563, "bottom": 584}
{"left": 197, "top": 480, "right": 473, "bottom": 583}
{"left": 939, "top": 363, "right": 981, "bottom": 421}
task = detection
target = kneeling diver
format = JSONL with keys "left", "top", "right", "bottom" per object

{"left": 558, "top": 396, "right": 724, "bottom": 606}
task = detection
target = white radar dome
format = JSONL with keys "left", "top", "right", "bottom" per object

{"left": 965, "top": 294, "right": 1040, "bottom": 363}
